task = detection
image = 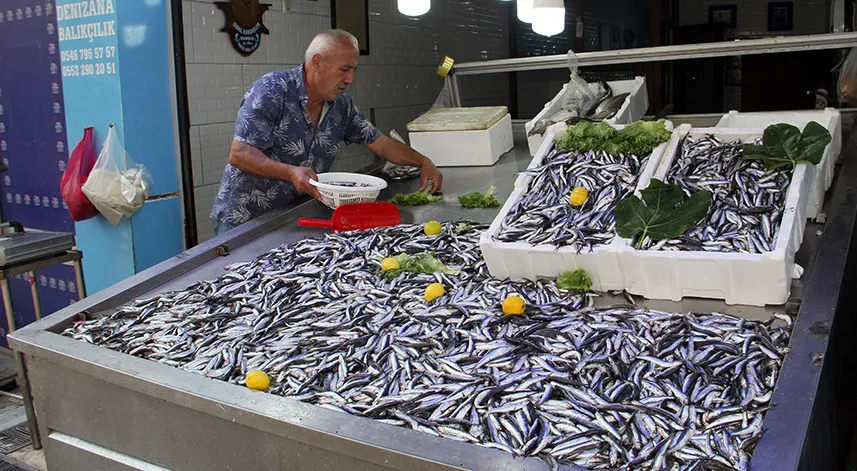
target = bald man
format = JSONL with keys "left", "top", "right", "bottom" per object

{"left": 211, "top": 29, "right": 443, "bottom": 235}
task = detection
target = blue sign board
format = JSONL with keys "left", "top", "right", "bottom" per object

{"left": 0, "top": 0, "right": 80, "bottom": 345}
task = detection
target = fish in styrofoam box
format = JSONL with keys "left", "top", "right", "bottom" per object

{"left": 525, "top": 77, "right": 649, "bottom": 156}
{"left": 716, "top": 108, "right": 841, "bottom": 220}
{"left": 616, "top": 125, "right": 813, "bottom": 306}
{"left": 406, "top": 106, "right": 514, "bottom": 167}
{"left": 480, "top": 121, "right": 676, "bottom": 291}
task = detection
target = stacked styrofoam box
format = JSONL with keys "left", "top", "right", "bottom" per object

{"left": 716, "top": 108, "right": 841, "bottom": 219}
{"left": 409, "top": 114, "right": 514, "bottom": 167}
{"left": 617, "top": 127, "right": 814, "bottom": 306}
{"left": 524, "top": 77, "right": 649, "bottom": 156}
{"left": 480, "top": 122, "right": 677, "bottom": 291}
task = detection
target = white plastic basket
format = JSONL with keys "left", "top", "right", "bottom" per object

{"left": 309, "top": 172, "right": 388, "bottom": 209}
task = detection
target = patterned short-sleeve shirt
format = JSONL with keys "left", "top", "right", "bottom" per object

{"left": 211, "top": 65, "right": 382, "bottom": 226}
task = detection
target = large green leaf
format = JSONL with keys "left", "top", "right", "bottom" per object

{"left": 798, "top": 121, "right": 832, "bottom": 165}
{"left": 615, "top": 179, "right": 711, "bottom": 246}
{"left": 742, "top": 121, "right": 831, "bottom": 170}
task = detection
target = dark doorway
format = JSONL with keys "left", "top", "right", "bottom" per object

{"left": 672, "top": 24, "right": 725, "bottom": 114}
{"left": 741, "top": 51, "right": 834, "bottom": 111}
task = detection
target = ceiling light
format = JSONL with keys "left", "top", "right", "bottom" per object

{"left": 532, "top": 0, "right": 565, "bottom": 36}
{"left": 398, "top": 0, "right": 430, "bottom": 17}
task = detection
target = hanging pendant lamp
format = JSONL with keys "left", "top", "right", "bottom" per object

{"left": 517, "top": 0, "right": 534, "bottom": 23}
{"left": 532, "top": 0, "right": 565, "bottom": 36}
{"left": 398, "top": 0, "right": 430, "bottom": 17}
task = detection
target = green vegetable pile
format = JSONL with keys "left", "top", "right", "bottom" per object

{"left": 381, "top": 252, "right": 458, "bottom": 280}
{"left": 615, "top": 179, "right": 711, "bottom": 248}
{"left": 458, "top": 185, "right": 501, "bottom": 209}
{"left": 742, "top": 121, "right": 832, "bottom": 171}
{"left": 390, "top": 186, "right": 443, "bottom": 206}
{"left": 554, "top": 119, "right": 673, "bottom": 156}
{"left": 556, "top": 269, "right": 592, "bottom": 292}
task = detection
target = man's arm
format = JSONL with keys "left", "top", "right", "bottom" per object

{"left": 366, "top": 135, "right": 443, "bottom": 193}
{"left": 228, "top": 140, "right": 322, "bottom": 200}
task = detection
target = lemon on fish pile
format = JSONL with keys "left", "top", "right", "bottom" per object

{"left": 570, "top": 187, "right": 588, "bottom": 207}
{"left": 425, "top": 283, "right": 445, "bottom": 302}
{"left": 502, "top": 296, "right": 525, "bottom": 315}
{"left": 245, "top": 370, "right": 270, "bottom": 390}
{"left": 381, "top": 257, "right": 400, "bottom": 271}
{"left": 424, "top": 221, "right": 442, "bottom": 236}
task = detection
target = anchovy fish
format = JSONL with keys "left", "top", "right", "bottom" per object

{"left": 496, "top": 147, "right": 649, "bottom": 251}
{"left": 639, "top": 135, "right": 792, "bottom": 253}
{"left": 64, "top": 222, "right": 790, "bottom": 470}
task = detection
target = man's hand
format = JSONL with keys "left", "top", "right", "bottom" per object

{"left": 285, "top": 166, "right": 322, "bottom": 201}
{"left": 419, "top": 159, "right": 443, "bottom": 193}
{"left": 366, "top": 135, "right": 444, "bottom": 193}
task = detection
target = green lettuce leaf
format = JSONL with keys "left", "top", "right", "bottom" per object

{"left": 382, "top": 252, "right": 458, "bottom": 279}
{"left": 390, "top": 186, "right": 443, "bottom": 206}
{"left": 458, "top": 185, "right": 501, "bottom": 208}
{"left": 554, "top": 119, "right": 672, "bottom": 156}
{"left": 556, "top": 269, "right": 592, "bottom": 292}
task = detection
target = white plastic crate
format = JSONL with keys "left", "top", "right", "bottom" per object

{"left": 618, "top": 127, "right": 814, "bottom": 306}
{"left": 524, "top": 77, "right": 649, "bottom": 156}
{"left": 408, "top": 108, "right": 514, "bottom": 167}
{"left": 480, "top": 124, "right": 676, "bottom": 291}
{"left": 716, "top": 108, "right": 841, "bottom": 219}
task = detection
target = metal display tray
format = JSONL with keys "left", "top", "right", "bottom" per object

{"left": 0, "top": 231, "right": 74, "bottom": 267}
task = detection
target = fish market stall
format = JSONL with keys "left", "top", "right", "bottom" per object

{"left": 5, "top": 108, "right": 857, "bottom": 471}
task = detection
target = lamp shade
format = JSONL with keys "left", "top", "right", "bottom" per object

{"left": 532, "top": 0, "right": 565, "bottom": 36}
{"left": 517, "top": 0, "right": 534, "bottom": 23}
{"left": 398, "top": 0, "right": 430, "bottom": 17}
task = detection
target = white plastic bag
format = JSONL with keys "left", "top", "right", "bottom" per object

{"left": 560, "top": 50, "right": 595, "bottom": 114}
{"left": 81, "top": 125, "right": 152, "bottom": 226}
{"left": 839, "top": 47, "right": 857, "bottom": 103}
{"left": 432, "top": 76, "right": 455, "bottom": 109}
{"left": 382, "top": 129, "right": 421, "bottom": 181}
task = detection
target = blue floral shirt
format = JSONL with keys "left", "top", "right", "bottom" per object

{"left": 211, "top": 65, "right": 382, "bottom": 226}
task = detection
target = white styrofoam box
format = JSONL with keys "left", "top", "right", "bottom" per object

{"left": 619, "top": 128, "right": 815, "bottom": 306}
{"left": 481, "top": 125, "right": 677, "bottom": 291}
{"left": 524, "top": 77, "right": 649, "bottom": 156}
{"left": 716, "top": 108, "right": 842, "bottom": 219}
{"left": 408, "top": 114, "right": 514, "bottom": 167}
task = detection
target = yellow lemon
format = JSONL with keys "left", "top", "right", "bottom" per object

{"left": 570, "top": 187, "right": 588, "bottom": 207}
{"left": 502, "top": 296, "right": 525, "bottom": 315}
{"left": 424, "top": 220, "right": 442, "bottom": 236}
{"left": 381, "top": 257, "right": 400, "bottom": 271}
{"left": 425, "top": 283, "right": 445, "bottom": 302}
{"left": 245, "top": 370, "right": 270, "bottom": 390}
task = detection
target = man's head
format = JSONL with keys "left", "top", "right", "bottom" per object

{"left": 304, "top": 29, "right": 359, "bottom": 102}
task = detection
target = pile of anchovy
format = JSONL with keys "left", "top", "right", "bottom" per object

{"left": 639, "top": 135, "right": 791, "bottom": 253}
{"left": 64, "top": 223, "right": 790, "bottom": 470}
{"left": 496, "top": 147, "right": 649, "bottom": 251}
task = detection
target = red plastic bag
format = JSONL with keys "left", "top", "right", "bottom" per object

{"left": 60, "top": 127, "right": 98, "bottom": 221}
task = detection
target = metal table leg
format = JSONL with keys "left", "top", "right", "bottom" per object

{"left": 0, "top": 279, "right": 41, "bottom": 450}
{"left": 73, "top": 259, "right": 86, "bottom": 299}
{"left": 27, "top": 272, "right": 42, "bottom": 321}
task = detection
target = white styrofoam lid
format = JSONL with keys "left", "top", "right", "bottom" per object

{"left": 406, "top": 106, "right": 509, "bottom": 132}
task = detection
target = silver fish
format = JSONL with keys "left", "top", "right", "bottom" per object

{"left": 64, "top": 222, "right": 790, "bottom": 470}
{"left": 640, "top": 135, "right": 791, "bottom": 254}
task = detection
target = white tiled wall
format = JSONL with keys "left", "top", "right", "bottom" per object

{"left": 184, "top": 0, "right": 511, "bottom": 242}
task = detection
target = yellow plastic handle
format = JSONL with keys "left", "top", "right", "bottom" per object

{"left": 437, "top": 56, "right": 454, "bottom": 77}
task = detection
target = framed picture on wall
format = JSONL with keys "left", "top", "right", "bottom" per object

{"left": 768, "top": 2, "right": 793, "bottom": 31}
{"left": 331, "top": 0, "right": 369, "bottom": 55}
{"left": 708, "top": 5, "right": 737, "bottom": 28}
